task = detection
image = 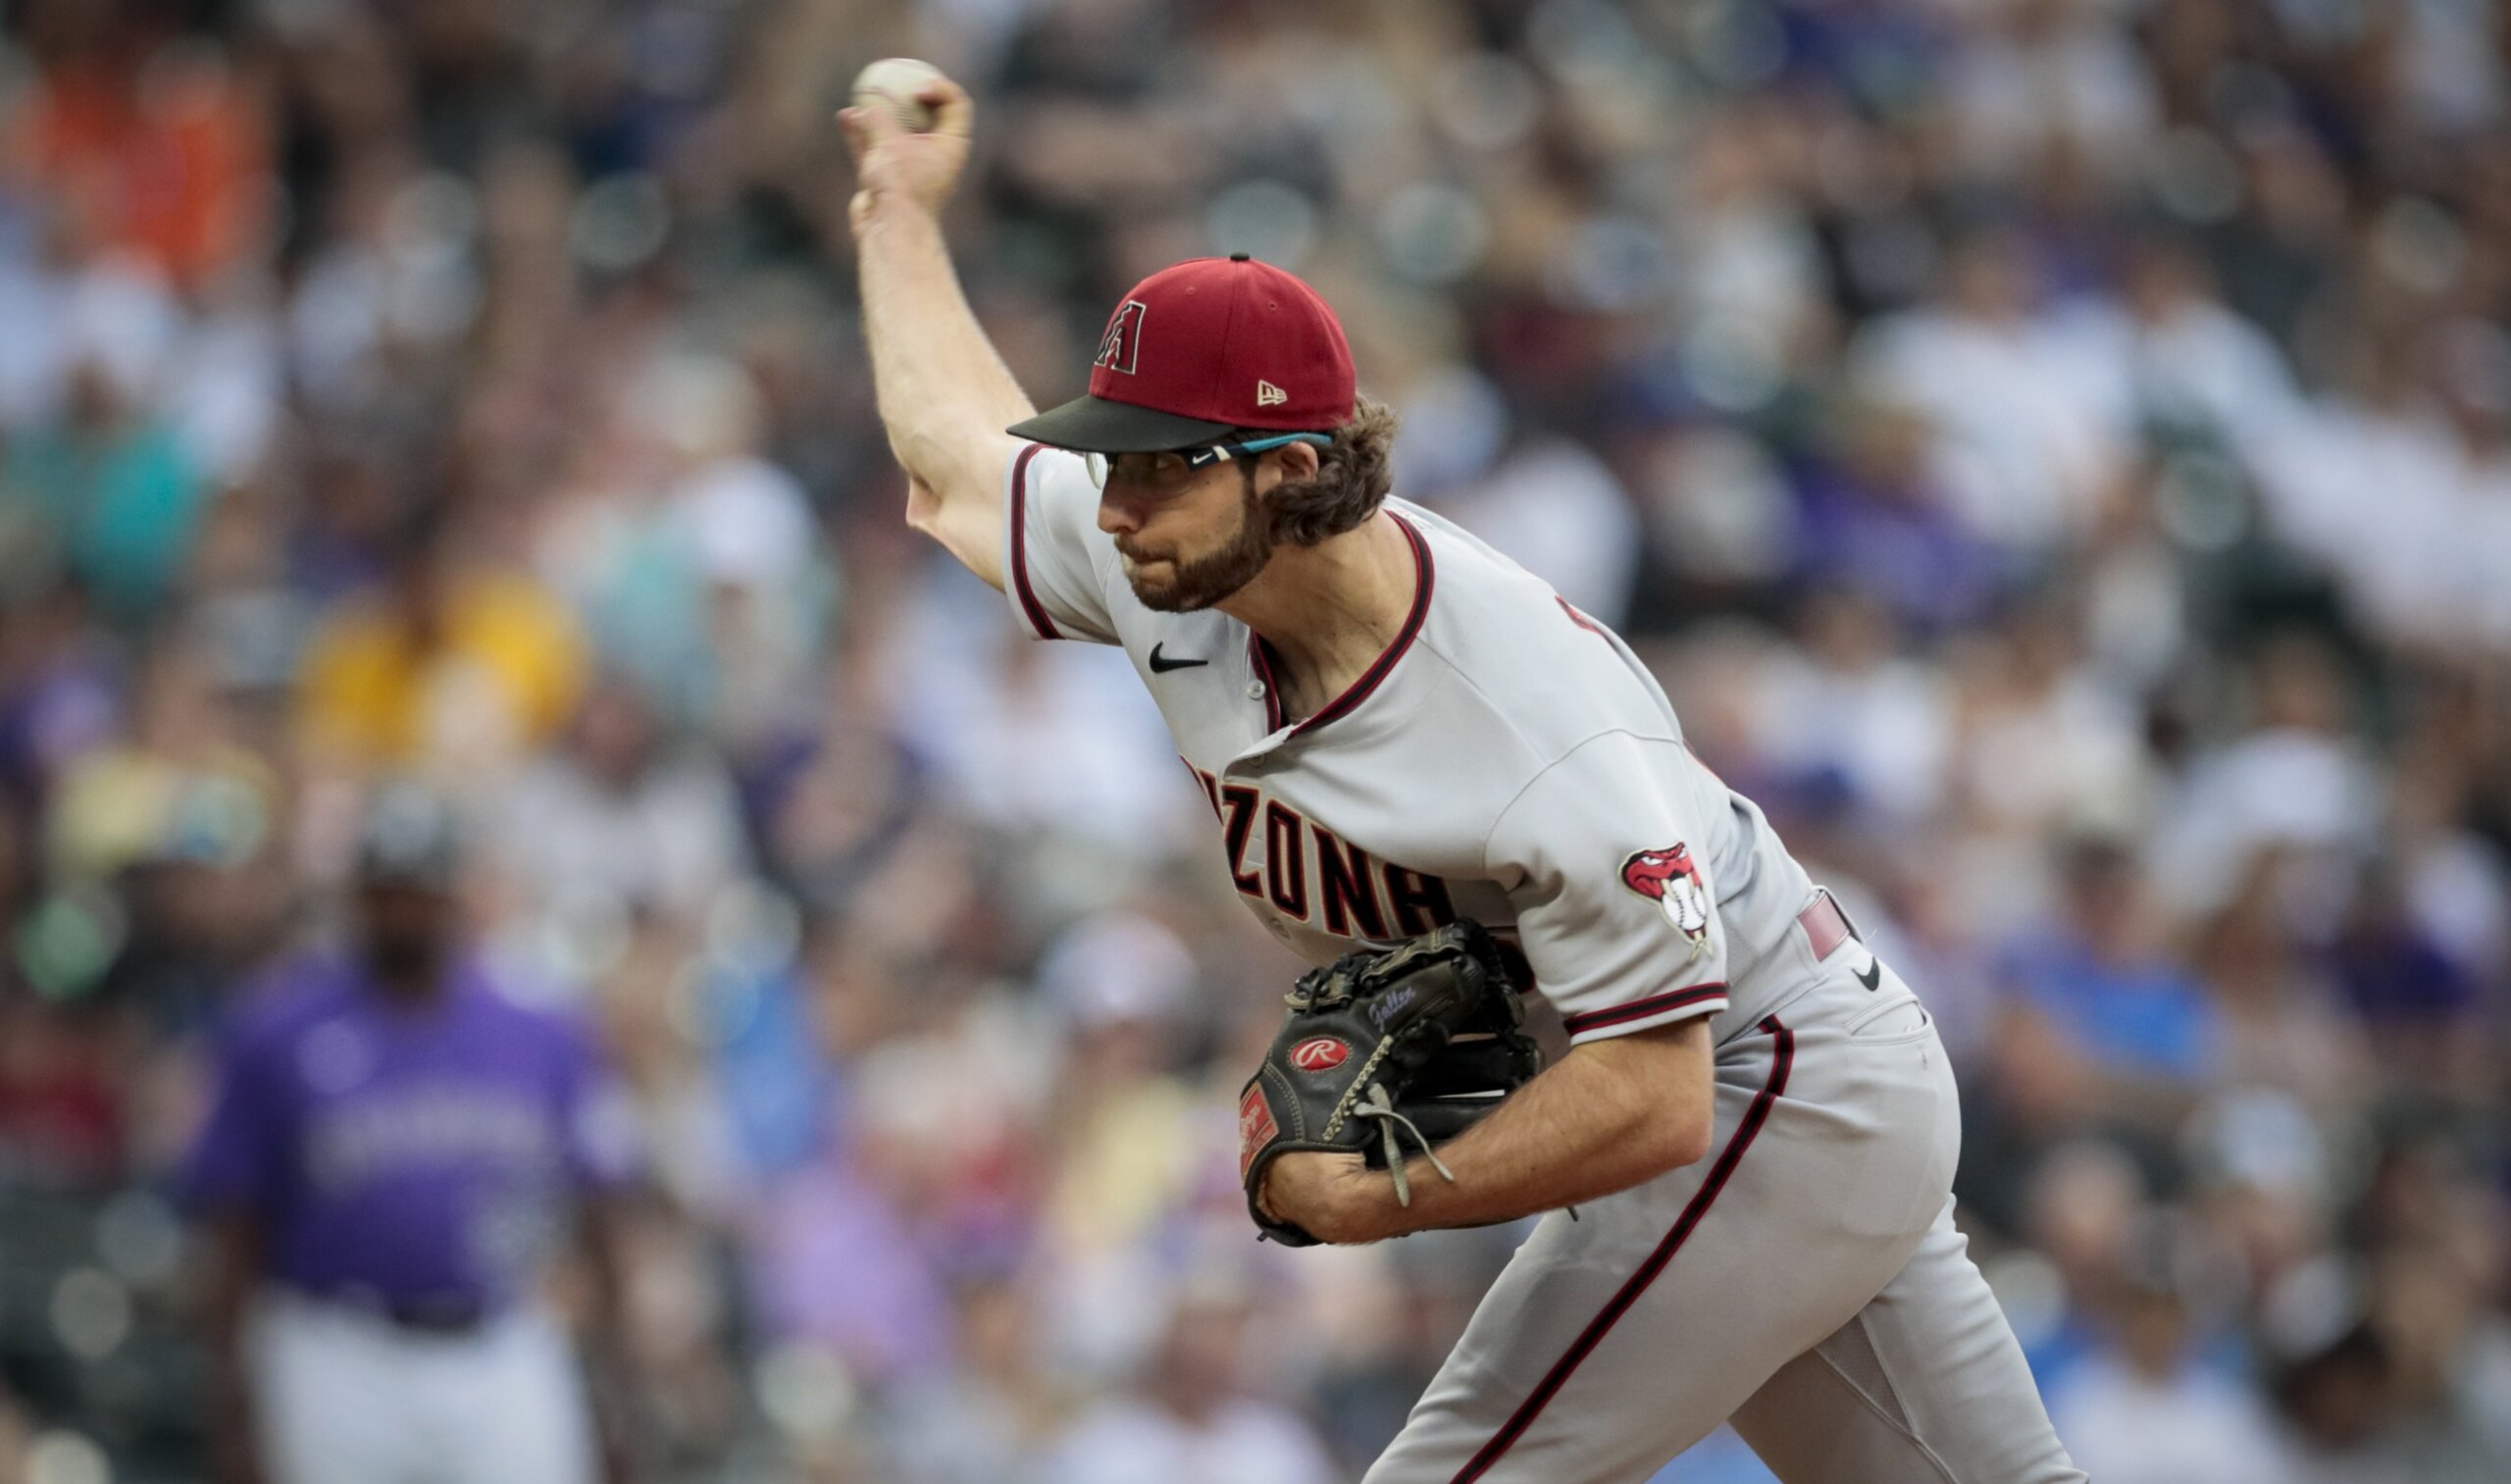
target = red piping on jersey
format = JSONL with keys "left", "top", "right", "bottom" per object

{"left": 1007, "top": 443, "right": 1060, "bottom": 640}
{"left": 1248, "top": 628, "right": 1286, "bottom": 732}
{"left": 1246, "top": 511, "right": 1434, "bottom": 736}
{"left": 1448, "top": 1014, "right": 1796, "bottom": 1484}
{"left": 1557, "top": 595, "right": 1607, "bottom": 637}
{"left": 1562, "top": 982, "right": 1728, "bottom": 1037}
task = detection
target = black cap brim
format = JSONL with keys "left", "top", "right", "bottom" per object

{"left": 1006, "top": 394, "right": 1238, "bottom": 453}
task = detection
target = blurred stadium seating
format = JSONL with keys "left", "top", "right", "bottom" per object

{"left": 0, "top": 0, "right": 2505, "bottom": 1480}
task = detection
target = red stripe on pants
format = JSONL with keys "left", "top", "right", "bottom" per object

{"left": 1449, "top": 1015, "right": 1798, "bottom": 1483}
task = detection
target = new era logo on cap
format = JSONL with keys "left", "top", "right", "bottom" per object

{"left": 1256, "top": 380, "right": 1287, "bottom": 407}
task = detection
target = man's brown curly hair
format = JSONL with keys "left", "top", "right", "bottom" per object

{"left": 1258, "top": 393, "right": 1402, "bottom": 547}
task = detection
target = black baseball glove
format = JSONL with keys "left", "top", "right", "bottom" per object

{"left": 1238, "top": 920, "right": 1545, "bottom": 1246}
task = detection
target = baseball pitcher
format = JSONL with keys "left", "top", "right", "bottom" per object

{"left": 842, "top": 72, "right": 2084, "bottom": 1484}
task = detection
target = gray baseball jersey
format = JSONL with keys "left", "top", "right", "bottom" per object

{"left": 1003, "top": 444, "right": 2084, "bottom": 1483}
{"left": 1006, "top": 444, "right": 1816, "bottom": 1044}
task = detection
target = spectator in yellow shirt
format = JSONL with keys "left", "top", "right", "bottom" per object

{"left": 296, "top": 511, "right": 586, "bottom": 777}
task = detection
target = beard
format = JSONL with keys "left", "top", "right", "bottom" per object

{"left": 1116, "top": 467, "right": 1277, "bottom": 612}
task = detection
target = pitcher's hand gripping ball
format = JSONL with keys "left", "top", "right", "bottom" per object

{"left": 1239, "top": 921, "right": 1545, "bottom": 1246}
{"left": 850, "top": 57, "right": 946, "bottom": 131}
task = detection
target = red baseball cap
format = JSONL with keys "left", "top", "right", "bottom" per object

{"left": 1008, "top": 254, "right": 1358, "bottom": 452}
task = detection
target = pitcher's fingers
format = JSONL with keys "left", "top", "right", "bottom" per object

{"left": 920, "top": 77, "right": 974, "bottom": 140}
{"left": 841, "top": 99, "right": 903, "bottom": 159}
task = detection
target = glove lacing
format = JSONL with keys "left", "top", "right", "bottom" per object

{"left": 1351, "top": 1083, "right": 1457, "bottom": 1207}
{"left": 1290, "top": 945, "right": 1475, "bottom": 1209}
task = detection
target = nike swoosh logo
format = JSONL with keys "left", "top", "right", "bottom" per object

{"left": 1149, "top": 643, "right": 1208, "bottom": 674}
{"left": 1854, "top": 956, "right": 1882, "bottom": 992}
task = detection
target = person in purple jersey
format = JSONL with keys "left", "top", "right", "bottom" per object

{"left": 182, "top": 783, "right": 641, "bottom": 1484}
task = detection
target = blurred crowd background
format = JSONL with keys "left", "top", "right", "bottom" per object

{"left": 0, "top": 0, "right": 2506, "bottom": 1480}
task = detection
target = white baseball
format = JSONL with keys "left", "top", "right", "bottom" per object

{"left": 850, "top": 57, "right": 945, "bottom": 132}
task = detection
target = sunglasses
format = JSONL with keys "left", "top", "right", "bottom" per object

{"left": 1084, "top": 433, "right": 1332, "bottom": 492}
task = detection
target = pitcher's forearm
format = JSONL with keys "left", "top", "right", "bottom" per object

{"left": 1265, "top": 1018, "right": 1717, "bottom": 1243}
{"left": 856, "top": 199, "right": 1031, "bottom": 583}
{"left": 1385, "top": 1021, "right": 1714, "bottom": 1233}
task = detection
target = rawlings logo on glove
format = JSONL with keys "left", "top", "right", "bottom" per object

{"left": 1289, "top": 1037, "right": 1351, "bottom": 1071}
{"left": 1238, "top": 921, "right": 1545, "bottom": 1246}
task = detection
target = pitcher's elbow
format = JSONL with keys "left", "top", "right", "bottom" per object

{"left": 1665, "top": 1113, "right": 1716, "bottom": 1170}
{"left": 1645, "top": 1088, "right": 1717, "bottom": 1172}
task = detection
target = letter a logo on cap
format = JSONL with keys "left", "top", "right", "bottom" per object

{"left": 1256, "top": 379, "right": 1288, "bottom": 407}
{"left": 1095, "top": 301, "right": 1147, "bottom": 376}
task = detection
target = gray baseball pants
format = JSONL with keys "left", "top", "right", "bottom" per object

{"left": 1364, "top": 949, "right": 2085, "bottom": 1484}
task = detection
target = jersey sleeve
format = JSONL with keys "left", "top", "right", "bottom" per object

{"left": 1000, "top": 442, "right": 1122, "bottom": 645}
{"left": 1485, "top": 732, "right": 1732, "bottom": 1045}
